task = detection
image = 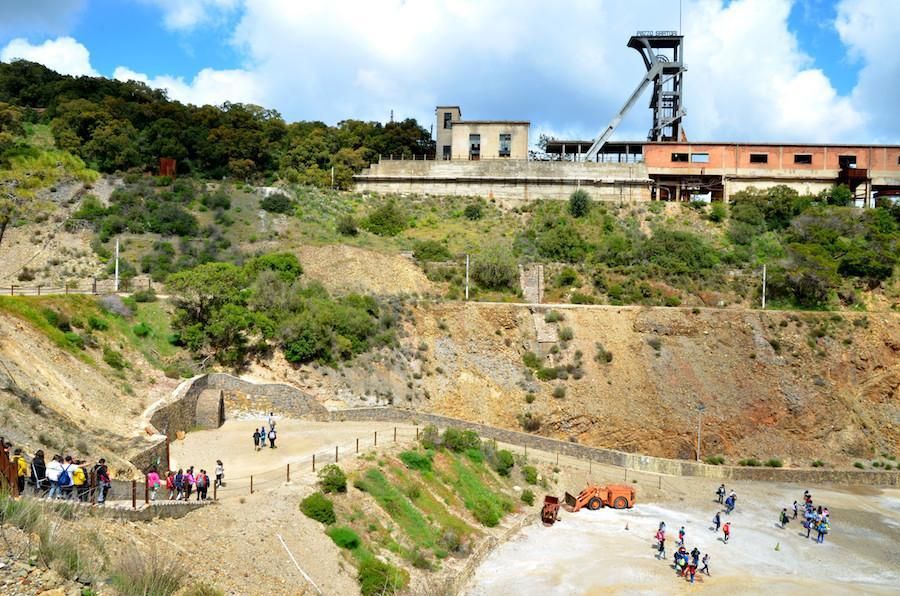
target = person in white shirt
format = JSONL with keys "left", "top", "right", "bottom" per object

{"left": 46, "top": 455, "right": 63, "bottom": 500}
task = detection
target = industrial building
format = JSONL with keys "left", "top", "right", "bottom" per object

{"left": 355, "top": 32, "right": 900, "bottom": 205}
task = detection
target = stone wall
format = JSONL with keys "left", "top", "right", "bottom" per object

{"left": 205, "top": 373, "right": 329, "bottom": 419}
{"left": 328, "top": 407, "right": 900, "bottom": 487}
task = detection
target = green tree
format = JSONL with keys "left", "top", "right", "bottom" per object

{"left": 167, "top": 262, "right": 247, "bottom": 325}
{"left": 568, "top": 189, "right": 591, "bottom": 218}
{"left": 472, "top": 246, "right": 518, "bottom": 290}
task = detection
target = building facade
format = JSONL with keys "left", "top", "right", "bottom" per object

{"left": 435, "top": 106, "right": 529, "bottom": 160}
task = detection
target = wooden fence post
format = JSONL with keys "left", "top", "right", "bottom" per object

{"left": 92, "top": 278, "right": 97, "bottom": 294}
{"left": 415, "top": 427, "right": 419, "bottom": 441}
{"left": 37, "top": 285, "right": 42, "bottom": 296}
{"left": 356, "top": 438, "right": 359, "bottom": 454}
{"left": 335, "top": 446, "right": 338, "bottom": 463}
{"left": 131, "top": 480, "right": 136, "bottom": 509}
{"left": 144, "top": 475, "right": 149, "bottom": 504}
{"left": 312, "top": 453, "right": 316, "bottom": 472}
{"left": 394, "top": 427, "right": 397, "bottom": 442}
{"left": 374, "top": 431, "right": 378, "bottom": 447}
{"left": 250, "top": 475, "right": 254, "bottom": 494}
{"left": 287, "top": 463, "right": 290, "bottom": 483}
{"left": 213, "top": 482, "right": 217, "bottom": 501}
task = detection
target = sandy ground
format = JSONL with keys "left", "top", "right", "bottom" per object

{"left": 466, "top": 478, "right": 900, "bottom": 595}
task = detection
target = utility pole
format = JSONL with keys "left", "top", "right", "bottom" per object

{"left": 761, "top": 264, "right": 767, "bottom": 309}
{"left": 465, "top": 254, "right": 470, "bottom": 301}
{"left": 114, "top": 238, "right": 120, "bottom": 293}
{"left": 330, "top": 166, "right": 335, "bottom": 189}
{"left": 696, "top": 402, "right": 705, "bottom": 462}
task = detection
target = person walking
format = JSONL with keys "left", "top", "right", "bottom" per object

{"left": 30, "top": 450, "right": 48, "bottom": 497}
{"left": 716, "top": 484, "right": 725, "bottom": 504}
{"left": 724, "top": 494, "right": 735, "bottom": 514}
{"left": 73, "top": 460, "right": 88, "bottom": 502}
{"left": 174, "top": 469, "right": 185, "bottom": 501}
{"left": 253, "top": 428, "right": 261, "bottom": 451}
{"left": 722, "top": 522, "right": 731, "bottom": 544}
{"left": 94, "top": 458, "right": 110, "bottom": 504}
{"left": 655, "top": 529, "right": 666, "bottom": 559}
{"left": 712, "top": 511, "right": 721, "bottom": 532}
{"left": 816, "top": 520, "right": 828, "bottom": 544}
{"left": 259, "top": 427, "right": 267, "bottom": 449}
{"left": 147, "top": 467, "right": 161, "bottom": 502}
{"left": 677, "top": 526, "right": 685, "bottom": 547}
{"left": 166, "top": 471, "right": 176, "bottom": 500}
{"left": 12, "top": 448, "right": 28, "bottom": 496}
{"left": 46, "top": 455, "right": 63, "bottom": 500}
{"left": 792, "top": 500, "right": 799, "bottom": 519}
{"left": 268, "top": 412, "right": 276, "bottom": 432}
{"left": 780, "top": 508, "right": 790, "bottom": 529}
{"left": 701, "top": 553, "right": 710, "bottom": 576}
{"left": 59, "top": 456, "right": 76, "bottom": 500}
{"left": 804, "top": 509, "right": 815, "bottom": 538}
{"left": 183, "top": 468, "right": 195, "bottom": 501}
{"left": 196, "top": 470, "right": 208, "bottom": 501}
{"left": 215, "top": 460, "right": 224, "bottom": 488}
{"left": 268, "top": 428, "right": 277, "bottom": 449}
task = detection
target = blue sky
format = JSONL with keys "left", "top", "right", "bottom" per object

{"left": 0, "top": 0, "right": 897, "bottom": 144}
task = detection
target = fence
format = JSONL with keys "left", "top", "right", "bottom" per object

{"left": 2, "top": 277, "right": 154, "bottom": 297}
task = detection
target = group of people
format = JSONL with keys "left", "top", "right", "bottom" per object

{"left": 147, "top": 461, "right": 224, "bottom": 502}
{"left": 252, "top": 412, "right": 278, "bottom": 450}
{"left": 785, "top": 490, "right": 831, "bottom": 543}
{"left": 3, "top": 438, "right": 111, "bottom": 504}
{"left": 716, "top": 484, "right": 738, "bottom": 514}
{"left": 654, "top": 521, "right": 711, "bottom": 584}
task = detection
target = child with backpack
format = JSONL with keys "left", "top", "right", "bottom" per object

{"left": 677, "top": 526, "right": 685, "bottom": 547}
{"left": 196, "top": 470, "right": 209, "bottom": 500}
{"left": 722, "top": 522, "right": 731, "bottom": 543}
{"left": 253, "top": 429, "right": 261, "bottom": 451}
{"left": 259, "top": 427, "right": 267, "bottom": 448}
{"left": 712, "top": 511, "right": 721, "bottom": 532}
{"left": 183, "top": 468, "right": 195, "bottom": 500}
{"left": 58, "top": 456, "right": 75, "bottom": 500}
{"left": 147, "top": 467, "right": 161, "bottom": 501}
{"left": 268, "top": 428, "right": 277, "bottom": 449}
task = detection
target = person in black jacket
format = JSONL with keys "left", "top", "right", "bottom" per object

{"left": 30, "top": 449, "right": 48, "bottom": 496}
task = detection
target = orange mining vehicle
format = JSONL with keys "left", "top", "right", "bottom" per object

{"left": 564, "top": 484, "right": 635, "bottom": 512}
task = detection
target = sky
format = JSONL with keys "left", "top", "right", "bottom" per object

{"left": 0, "top": 0, "right": 897, "bottom": 144}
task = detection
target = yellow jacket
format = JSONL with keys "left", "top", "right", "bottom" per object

{"left": 16, "top": 456, "right": 28, "bottom": 478}
{"left": 72, "top": 466, "right": 86, "bottom": 486}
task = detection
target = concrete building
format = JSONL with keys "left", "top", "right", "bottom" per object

{"left": 435, "top": 105, "right": 529, "bottom": 160}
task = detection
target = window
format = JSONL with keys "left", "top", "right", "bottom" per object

{"left": 838, "top": 155, "right": 857, "bottom": 169}
{"left": 690, "top": 153, "right": 709, "bottom": 163}
{"left": 442, "top": 145, "right": 451, "bottom": 160}
{"left": 443, "top": 112, "right": 452, "bottom": 129}
{"left": 794, "top": 154, "right": 812, "bottom": 165}
{"left": 671, "top": 152, "right": 689, "bottom": 162}
{"left": 498, "top": 133, "right": 512, "bottom": 158}
{"left": 749, "top": 153, "right": 768, "bottom": 164}
{"left": 469, "top": 134, "right": 481, "bottom": 160}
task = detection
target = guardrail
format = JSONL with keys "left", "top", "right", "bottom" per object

{"left": 2, "top": 278, "right": 155, "bottom": 297}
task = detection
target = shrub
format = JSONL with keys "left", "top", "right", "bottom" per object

{"left": 522, "top": 465, "right": 538, "bottom": 485}
{"left": 647, "top": 337, "right": 662, "bottom": 351}
{"left": 552, "top": 385, "right": 566, "bottom": 399}
{"left": 811, "top": 460, "right": 825, "bottom": 468}
{"left": 544, "top": 310, "right": 563, "bottom": 323}
{"left": 568, "top": 189, "right": 591, "bottom": 218}
{"left": 399, "top": 450, "right": 432, "bottom": 472}
{"left": 358, "top": 558, "right": 407, "bottom": 596}
{"left": 17, "top": 267, "right": 35, "bottom": 281}
{"left": 764, "top": 458, "right": 783, "bottom": 468}
{"left": 419, "top": 424, "right": 440, "bottom": 449}
{"left": 362, "top": 201, "right": 407, "bottom": 236}
{"left": 88, "top": 315, "right": 109, "bottom": 331}
{"left": 471, "top": 246, "right": 518, "bottom": 290}
{"left": 260, "top": 193, "right": 294, "bottom": 214}
{"left": 300, "top": 491, "right": 336, "bottom": 524}
{"left": 524, "top": 392, "right": 535, "bottom": 404}
{"left": 853, "top": 461, "right": 864, "bottom": 469}
{"left": 704, "top": 455, "right": 726, "bottom": 465}
{"left": 110, "top": 549, "right": 185, "bottom": 596}
{"left": 326, "top": 526, "right": 361, "bottom": 550}
{"left": 412, "top": 239, "right": 451, "bottom": 262}
{"left": 133, "top": 322, "right": 152, "bottom": 337}
{"left": 517, "top": 412, "right": 540, "bottom": 432}
{"left": 558, "top": 326, "right": 574, "bottom": 341}
{"left": 570, "top": 291, "right": 597, "bottom": 304}
{"left": 473, "top": 499, "right": 502, "bottom": 527}
{"left": 336, "top": 214, "right": 358, "bottom": 236}
{"left": 555, "top": 266, "right": 579, "bottom": 287}
{"left": 520, "top": 489, "right": 535, "bottom": 506}
{"left": 536, "top": 367, "right": 558, "bottom": 381}
{"left": 465, "top": 448, "right": 484, "bottom": 463}
{"left": 522, "top": 351, "right": 541, "bottom": 369}
{"left": 318, "top": 464, "right": 347, "bottom": 493}
{"left": 64, "top": 332, "right": 84, "bottom": 349}
{"left": 132, "top": 288, "right": 157, "bottom": 302}
{"left": 103, "top": 346, "right": 127, "bottom": 369}
{"left": 595, "top": 342, "right": 613, "bottom": 363}
{"left": 464, "top": 203, "right": 483, "bottom": 220}
{"left": 494, "top": 449, "right": 515, "bottom": 476}
{"left": 442, "top": 428, "right": 481, "bottom": 452}
{"left": 707, "top": 202, "right": 727, "bottom": 223}
{"left": 738, "top": 458, "right": 761, "bottom": 467}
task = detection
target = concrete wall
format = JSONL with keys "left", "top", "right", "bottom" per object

{"left": 450, "top": 122, "right": 529, "bottom": 160}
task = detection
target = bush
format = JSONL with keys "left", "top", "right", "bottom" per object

{"left": 558, "top": 326, "right": 574, "bottom": 341}
{"left": 520, "top": 488, "right": 535, "bottom": 506}
{"left": 707, "top": 202, "right": 727, "bottom": 222}
{"left": 555, "top": 266, "right": 579, "bottom": 287}
{"left": 517, "top": 412, "right": 541, "bottom": 432}
{"left": 764, "top": 458, "right": 783, "bottom": 468}
{"left": 442, "top": 428, "right": 481, "bottom": 452}
{"left": 110, "top": 549, "right": 185, "bottom": 596}
{"left": 464, "top": 203, "right": 484, "bottom": 220}
{"left": 471, "top": 246, "right": 518, "bottom": 291}
{"left": 595, "top": 342, "right": 613, "bottom": 363}
{"left": 704, "top": 455, "right": 726, "bottom": 465}
{"left": 259, "top": 193, "right": 294, "bottom": 214}
{"left": 853, "top": 461, "right": 865, "bottom": 469}
{"left": 133, "top": 322, "right": 152, "bottom": 337}
{"left": 568, "top": 189, "right": 591, "bottom": 218}
{"left": 300, "top": 491, "right": 336, "bottom": 524}
{"left": 358, "top": 558, "right": 407, "bottom": 596}
{"left": 399, "top": 450, "right": 432, "bottom": 472}
{"left": 738, "top": 458, "right": 761, "bottom": 467}
{"left": 494, "top": 449, "right": 515, "bottom": 476}
{"left": 17, "top": 267, "right": 35, "bottom": 281}
{"left": 318, "top": 464, "right": 347, "bottom": 493}
{"left": 412, "top": 239, "right": 451, "bottom": 262}
{"left": 536, "top": 367, "right": 558, "bottom": 381}
{"left": 811, "top": 460, "right": 825, "bottom": 468}
{"left": 522, "top": 465, "right": 538, "bottom": 485}
{"left": 64, "top": 331, "right": 84, "bottom": 349}
{"left": 326, "top": 526, "right": 361, "bottom": 550}
{"left": 336, "top": 214, "right": 358, "bottom": 236}
{"left": 647, "top": 337, "right": 662, "bottom": 351}
{"left": 473, "top": 499, "right": 502, "bottom": 527}
{"left": 132, "top": 288, "right": 157, "bottom": 302}
{"left": 524, "top": 392, "right": 535, "bottom": 404}
{"left": 570, "top": 291, "right": 597, "bottom": 304}
{"left": 552, "top": 385, "right": 566, "bottom": 399}
{"left": 363, "top": 201, "right": 407, "bottom": 236}
{"left": 419, "top": 424, "right": 440, "bottom": 449}
{"left": 544, "top": 310, "right": 563, "bottom": 323}
{"left": 522, "top": 351, "right": 541, "bottom": 369}
{"left": 103, "top": 346, "right": 127, "bottom": 369}
{"left": 465, "top": 448, "right": 484, "bottom": 463}
{"left": 88, "top": 315, "right": 109, "bottom": 331}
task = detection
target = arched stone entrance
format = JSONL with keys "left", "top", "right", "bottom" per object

{"left": 195, "top": 388, "right": 225, "bottom": 429}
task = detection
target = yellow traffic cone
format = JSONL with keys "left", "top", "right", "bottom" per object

{"left": 775, "top": 542, "right": 780, "bottom": 551}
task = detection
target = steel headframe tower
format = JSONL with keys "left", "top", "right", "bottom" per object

{"left": 584, "top": 31, "right": 687, "bottom": 161}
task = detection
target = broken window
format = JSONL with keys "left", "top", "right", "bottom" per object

{"left": 469, "top": 134, "right": 481, "bottom": 160}
{"left": 671, "top": 153, "right": 689, "bottom": 162}
{"left": 443, "top": 112, "right": 453, "bottom": 129}
{"left": 690, "top": 153, "right": 709, "bottom": 163}
{"left": 794, "top": 154, "right": 812, "bottom": 165}
{"left": 838, "top": 155, "right": 857, "bottom": 168}
{"left": 499, "top": 133, "right": 511, "bottom": 158}
{"left": 749, "top": 153, "right": 768, "bottom": 164}
{"left": 442, "top": 145, "right": 451, "bottom": 160}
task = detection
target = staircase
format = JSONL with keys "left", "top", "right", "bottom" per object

{"left": 519, "top": 264, "right": 544, "bottom": 304}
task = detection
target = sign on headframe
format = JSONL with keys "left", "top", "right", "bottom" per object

{"left": 159, "top": 157, "right": 177, "bottom": 178}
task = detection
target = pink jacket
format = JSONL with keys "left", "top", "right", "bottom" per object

{"left": 147, "top": 471, "right": 160, "bottom": 488}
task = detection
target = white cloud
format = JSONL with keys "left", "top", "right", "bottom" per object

{"left": 0, "top": 36, "right": 98, "bottom": 76}
{"left": 141, "top": 0, "right": 240, "bottom": 31}
{"left": 113, "top": 65, "right": 263, "bottom": 107}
